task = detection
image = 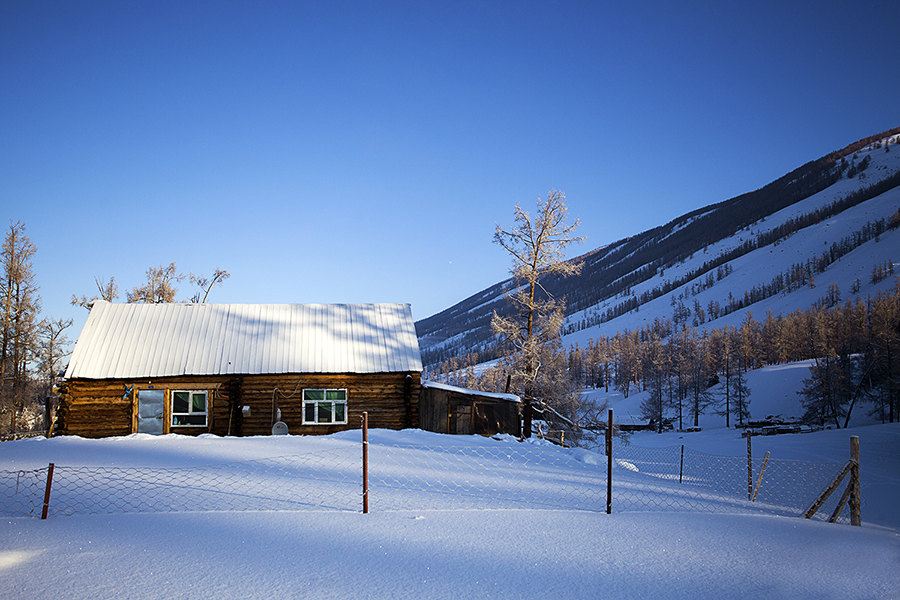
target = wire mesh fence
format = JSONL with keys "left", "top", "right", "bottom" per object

{"left": 0, "top": 468, "right": 48, "bottom": 517}
{"left": 611, "top": 443, "right": 856, "bottom": 523}
{"left": 0, "top": 433, "right": 863, "bottom": 525}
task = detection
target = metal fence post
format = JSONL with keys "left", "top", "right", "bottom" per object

{"left": 41, "top": 463, "right": 55, "bottom": 520}
{"left": 679, "top": 444, "right": 684, "bottom": 484}
{"left": 362, "top": 411, "right": 369, "bottom": 514}
{"left": 849, "top": 435, "right": 860, "bottom": 526}
{"left": 606, "top": 409, "right": 613, "bottom": 514}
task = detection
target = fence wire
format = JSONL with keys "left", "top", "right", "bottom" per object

{"left": 612, "top": 444, "right": 855, "bottom": 523}
{"left": 0, "top": 468, "right": 47, "bottom": 517}
{"left": 0, "top": 436, "right": 862, "bottom": 525}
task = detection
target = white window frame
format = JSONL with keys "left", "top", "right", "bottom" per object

{"left": 302, "top": 388, "right": 348, "bottom": 425}
{"left": 171, "top": 390, "right": 208, "bottom": 428}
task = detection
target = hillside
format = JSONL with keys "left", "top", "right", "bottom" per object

{"left": 418, "top": 128, "right": 900, "bottom": 366}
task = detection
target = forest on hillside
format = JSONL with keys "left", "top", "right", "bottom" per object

{"left": 431, "top": 284, "right": 900, "bottom": 435}
{"left": 419, "top": 131, "right": 900, "bottom": 367}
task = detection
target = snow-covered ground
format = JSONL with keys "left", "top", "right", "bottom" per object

{"left": 3, "top": 509, "right": 897, "bottom": 599}
{"left": 1, "top": 422, "right": 898, "bottom": 599}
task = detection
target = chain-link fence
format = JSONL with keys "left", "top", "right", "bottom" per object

{"left": 612, "top": 443, "right": 857, "bottom": 523}
{"left": 0, "top": 432, "right": 863, "bottom": 525}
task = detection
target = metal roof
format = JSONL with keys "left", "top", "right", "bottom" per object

{"left": 64, "top": 301, "right": 423, "bottom": 379}
{"left": 421, "top": 380, "right": 521, "bottom": 403}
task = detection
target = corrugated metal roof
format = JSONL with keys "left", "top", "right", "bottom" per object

{"left": 64, "top": 302, "right": 423, "bottom": 379}
{"left": 421, "top": 380, "right": 521, "bottom": 403}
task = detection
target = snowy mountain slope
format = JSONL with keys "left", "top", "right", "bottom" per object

{"left": 418, "top": 129, "right": 900, "bottom": 365}
{"left": 565, "top": 188, "right": 900, "bottom": 344}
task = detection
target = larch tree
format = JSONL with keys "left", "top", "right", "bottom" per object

{"left": 0, "top": 222, "right": 41, "bottom": 433}
{"left": 127, "top": 262, "right": 183, "bottom": 303}
{"left": 491, "top": 191, "right": 583, "bottom": 437}
{"left": 189, "top": 268, "right": 231, "bottom": 303}
{"left": 71, "top": 276, "right": 119, "bottom": 310}
{"left": 73, "top": 264, "right": 231, "bottom": 309}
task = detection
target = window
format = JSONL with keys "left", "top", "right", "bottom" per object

{"left": 171, "top": 390, "right": 208, "bottom": 427}
{"left": 302, "top": 389, "right": 347, "bottom": 425}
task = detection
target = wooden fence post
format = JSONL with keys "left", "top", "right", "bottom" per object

{"left": 746, "top": 432, "right": 753, "bottom": 500}
{"left": 362, "top": 412, "right": 369, "bottom": 514}
{"left": 41, "top": 463, "right": 55, "bottom": 520}
{"left": 849, "top": 435, "right": 860, "bottom": 526}
{"left": 751, "top": 451, "right": 770, "bottom": 502}
{"left": 804, "top": 461, "right": 852, "bottom": 519}
{"left": 606, "top": 409, "right": 613, "bottom": 515}
{"left": 679, "top": 444, "right": 684, "bottom": 484}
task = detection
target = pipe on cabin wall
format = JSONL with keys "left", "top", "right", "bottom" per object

{"left": 404, "top": 373, "right": 413, "bottom": 427}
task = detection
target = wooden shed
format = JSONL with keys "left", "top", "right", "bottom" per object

{"left": 59, "top": 301, "right": 422, "bottom": 437}
{"left": 419, "top": 381, "right": 521, "bottom": 436}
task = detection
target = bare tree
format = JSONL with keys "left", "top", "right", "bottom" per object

{"left": 0, "top": 222, "right": 41, "bottom": 433}
{"left": 491, "top": 191, "right": 583, "bottom": 437}
{"left": 71, "top": 276, "right": 118, "bottom": 310}
{"left": 189, "top": 268, "right": 231, "bottom": 303}
{"left": 127, "top": 262, "right": 183, "bottom": 303}
{"left": 38, "top": 318, "right": 73, "bottom": 389}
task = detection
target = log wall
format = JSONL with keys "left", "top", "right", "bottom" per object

{"left": 59, "top": 372, "right": 421, "bottom": 438}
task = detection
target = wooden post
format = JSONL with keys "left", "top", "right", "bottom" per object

{"left": 751, "top": 451, "right": 770, "bottom": 502}
{"left": 679, "top": 444, "right": 684, "bottom": 484}
{"left": 849, "top": 435, "right": 860, "bottom": 526}
{"left": 804, "top": 461, "right": 851, "bottom": 519}
{"left": 41, "top": 463, "right": 55, "bottom": 520}
{"left": 828, "top": 482, "right": 852, "bottom": 523}
{"left": 362, "top": 412, "right": 369, "bottom": 514}
{"left": 559, "top": 431, "right": 565, "bottom": 447}
{"left": 606, "top": 409, "right": 613, "bottom": 515}
{"left": 746, "top": 432, "right": 753, "bottom": 500}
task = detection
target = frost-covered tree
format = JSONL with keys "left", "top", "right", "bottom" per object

{"left": 0, "top": 222, "right": 41, "bottom": 433}
{"left": 127, "top": 262, "right": 183, "bottom": 303}
{"left": 71, "top": 276, "right": 118, "bottom": 310}
{"left": 491, "top": 191, "right": 583, "bottom": 437}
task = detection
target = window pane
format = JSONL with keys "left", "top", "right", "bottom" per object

{"left": 173, "top": 414, "right": 206, "bottom": 426}
{"left": 172, "top": 392, "right": 189, "bottom": 413}
{"left": 191, "top": 392, "right": 207, "bottom": 413}
{"left": 334, "top": 402, "right": 346, "bottom": 423}
{"left": 304, "top": 403, "right": 316, "bottom": 423}
{"left": 318, "top": 402, "right": 333, "bottom": 424}
{"left": 303, "top": 389, "right": 324, "bottom": 401}
{"left": 326, "top": 389, "right": 346, "bottom": 401}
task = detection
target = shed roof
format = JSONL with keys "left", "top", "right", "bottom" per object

{"left": 421, "top": 380, "right": 521, "bottom": 403}
{"left": 64, "top": 301, "right": 423, "bottom": 379}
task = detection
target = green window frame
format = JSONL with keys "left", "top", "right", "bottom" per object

{"left": 302, "top": 389, "right": 348, "bottom": 425}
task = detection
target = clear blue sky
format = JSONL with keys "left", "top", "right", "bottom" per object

{"left": 2, "top": 1, "right": 899, "bottom": 333}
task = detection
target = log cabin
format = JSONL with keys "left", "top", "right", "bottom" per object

{"left": 58, "top": 301, "right": 423, "bottom": 437}
{"left": 419, "top": 381, "right": 521, "bottom": 436}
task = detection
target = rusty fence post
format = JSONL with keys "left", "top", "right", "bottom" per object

{"left": 606, "top": 409, "right": 613, "bottom": 515}
{"left": 361, "top": 411, "right": 369, "bottom": 514}
{"left": 849, "top": 435, "right": 860, "bottom": 526}
{"left": 41, "top": 463, "right": 55, "bottom": 520}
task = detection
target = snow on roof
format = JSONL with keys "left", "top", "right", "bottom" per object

{"left": 64, "top": 301, "right": 423, "bottom": 379}
{"left": 421, "top": 380, "right": 521, "bottom": 402}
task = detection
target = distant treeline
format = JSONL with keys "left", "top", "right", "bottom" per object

{"left": 433, "top": 285, "right": 900, "bottom": 430}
